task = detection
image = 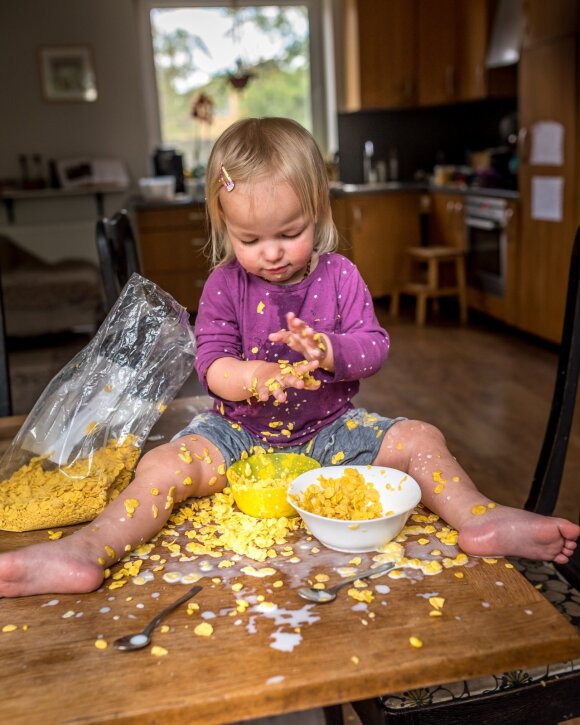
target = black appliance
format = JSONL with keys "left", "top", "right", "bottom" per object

{"left": 465, "top": 196, "right": 512, "bottom": 297}
{"left": 152, "top": 147, "right": 184, "bottom": 193}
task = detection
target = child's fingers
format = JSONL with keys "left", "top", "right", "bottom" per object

{"left": 293, "top": 359, "right": 319, "bottom": 375}
{"left": 268, "top": 328, "right": 289, "bottom": 343}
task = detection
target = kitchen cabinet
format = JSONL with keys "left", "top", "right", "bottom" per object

{"left": 455, "top": 0, "right": 492, "bottom": 101}
{"left": 517, "top": 30, "right": 577, "bottom": 342}
{"left": 428, "top": 193, "right": 465, "bottom": 249}
{"left": 356, "top": 0, "right": 515, "bottom": 110}
{"left": 417, "top": 0, "right": 458, "bottom": 106}
{"left": 135, "top": 204, "right": 210, "bottom": 312}
{"left": 522, "top": 0, "right": 578, "bottom": 48}
{"left": 331, "top": 192, "right": 422, "bottom": 298}
{"left": 418, "top": 0, "right": 515, "bottom": 106}
{"left": 357, "top": 0, "right": 417, "bottom": 109}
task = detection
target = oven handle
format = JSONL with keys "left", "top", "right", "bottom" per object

{"left": 465, "top": 216, "right": 500, "bottom": 231}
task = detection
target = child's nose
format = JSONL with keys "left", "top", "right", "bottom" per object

{"left": 263, "top": 241, "right": 284, "bottom": 261}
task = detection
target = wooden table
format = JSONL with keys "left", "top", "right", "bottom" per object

{"left": 1, "top": 400, "right": 579, "bottom": 725}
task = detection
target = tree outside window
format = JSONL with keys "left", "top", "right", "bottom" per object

{"left": 150, "top": 5, "right": 311, "bottom": 180}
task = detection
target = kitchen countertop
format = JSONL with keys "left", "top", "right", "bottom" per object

{"left": 132, "top": 192, "right": 205, "bottom": 210}
{"left": 330, "top": 181, "right": 519, "bottom": 200}
{"left": 131, "top": 184, "right": 519, "bottom": 210}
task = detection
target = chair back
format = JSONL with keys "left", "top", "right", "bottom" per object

{"left": 95, "top": 210, "right": 141, "bottom": 311}
{"left": 525, "top": 225, "right": 580, "bottom": 515}
{"left": 0, "top": 276, "right": 12, "bottom": 416}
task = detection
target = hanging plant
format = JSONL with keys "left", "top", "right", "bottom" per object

{"left": 228, "top": 58, "right": 255, "bottom": 90}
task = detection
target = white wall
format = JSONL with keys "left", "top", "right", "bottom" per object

{"left": 0, "top": 0, "right": 151, "bottom": 261}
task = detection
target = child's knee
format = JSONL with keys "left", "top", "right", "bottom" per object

{"left": 136, "top": 444, "right": 180, "bottom": 478}
{"left": 395, "top": 419, "right": 446, "bottom": 451}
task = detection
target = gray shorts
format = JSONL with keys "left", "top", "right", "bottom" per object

{"left": 173, "top": 408, "right": 405, "bottom": 469}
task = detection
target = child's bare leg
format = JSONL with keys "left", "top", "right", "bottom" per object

{"left": 0, "top": 435, "right": 226, "bottom": 598}
{"left": 374, "top": 420, "right": 580, "bottom": 563}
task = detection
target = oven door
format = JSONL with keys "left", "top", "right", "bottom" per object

{"left": 465, "top": 216, "right": 506, "bottom": 297}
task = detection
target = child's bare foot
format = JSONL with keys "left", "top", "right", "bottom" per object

{"left": 0, "top": 539, "right": 104, "bottom": 598}
{"left": 458, "top": 505, "right": 580, "bottom": 564}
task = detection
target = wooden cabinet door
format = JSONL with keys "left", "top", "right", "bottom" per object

{"left": 522, "top": 0, "right": 578, "bottom": 47}
{"left": 136, "top": 205, "right": 209, "bottom": 312}
{"left": 428, "top": 193, "right": 465, "bottom": 249}
{"left": 417, "top": 0, "right": 457, "bottom": 106}
{"left": 333, "top": 193, "right": 422, "bottom": 297}
{"left": 456, "top": 0, "right": 490, "bottom": 101}
{"left": 517, "top": 36, "right": 577, "bottom": 342}
{"left": 357, "top": 0, "right": 417, "bottom": 109}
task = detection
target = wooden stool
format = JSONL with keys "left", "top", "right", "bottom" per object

{"left": 391, "top": 246, "right": 468, "bottom": 325}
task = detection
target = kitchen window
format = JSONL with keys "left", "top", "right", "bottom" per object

{"left": 137, "top": 0, "right": 337, "bottom": 174}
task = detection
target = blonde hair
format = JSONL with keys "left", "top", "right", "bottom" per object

{"left": 205, "top": 117, "right": 338, "bottom": 267}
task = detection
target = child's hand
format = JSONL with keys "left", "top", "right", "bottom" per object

{"left": 268, "top": 312, "right": 330, "bottom": 364}
{"left": 245, "top": 358, "right": 320, "bottom": 404}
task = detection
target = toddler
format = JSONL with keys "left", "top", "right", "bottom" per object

{"left": 0, "top": 117, "right": 577, "bottom": 597}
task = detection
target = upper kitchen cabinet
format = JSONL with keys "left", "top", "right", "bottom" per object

{"left": 455, "top": 0, "right": 494, "bottom": 101}
{"left": 522, "top": 0, "right": 578, "bottom": 48}
{"left": 357, "top": 0, "right": 418, "bottom": 108}
{"left": 355, "top": 0, "right": 516, "bottom": 110}
{"left": 418, "top": 0, "right": 516, "bottom": 105}
{"left": 417, "top": 0, "right": 458, "bottom": 105}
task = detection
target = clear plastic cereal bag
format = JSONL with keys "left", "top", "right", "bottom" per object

{"left": 0, "top": 273, "right": 196, "bottom": 531}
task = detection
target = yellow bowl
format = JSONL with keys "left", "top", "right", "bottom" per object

{"left": 226, "top": 452, "right": 320, "bottom": 518}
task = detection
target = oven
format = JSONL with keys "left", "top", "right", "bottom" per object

{"left": 465, "top": 196, "right": 509, "bottom": 298}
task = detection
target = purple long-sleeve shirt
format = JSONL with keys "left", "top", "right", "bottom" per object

{"left": 194, "top": 252, "right": 390, "bottom": 445}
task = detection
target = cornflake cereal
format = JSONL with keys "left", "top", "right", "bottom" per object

{"left": 291, "top": 468, "right": 384, "bottom": 520}
{"left": 0, "top": 437, "right": 140, "bottom": 531}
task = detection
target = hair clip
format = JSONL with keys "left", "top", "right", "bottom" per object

{"left": 219, "top": 164, "right": 235, "bottom": 192}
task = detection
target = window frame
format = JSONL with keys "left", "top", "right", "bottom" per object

{"left": 136, "top": 0, "right": 337, "bottom": 158}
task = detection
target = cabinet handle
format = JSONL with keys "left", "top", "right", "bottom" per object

{"left": 352, "top": 205, "right": 362, "bottom": 231}
{"left": 476, "top": 63, "right": 484, "bottom": 93}
{"left": 518, "top": 127, "right": 529, "bottom": 164}
{"left": 194, "top": 279, "right": 205, "bottom": 288}
{"left": 190, "top": 237, "right": 205, "bottom": 246}
{"left": 188, "top": 212, "right": 205, "bottom": 222}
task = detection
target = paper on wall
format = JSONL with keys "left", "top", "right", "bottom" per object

{"left": 531, "top": 176, "right": 564, "bottom": 222}
{"left": 530, "top": 121, "right": 564, "bottom": 166}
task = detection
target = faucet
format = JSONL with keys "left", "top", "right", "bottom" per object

{"left": 363, "top": 140, "right": 375, "bottom": 183}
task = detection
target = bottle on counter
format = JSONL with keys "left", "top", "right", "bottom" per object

{"left": 363, "top": 140, "right": 376, "bottom": 183}
{"left": 376, "top": 160, "right": 387, "bottom": 183}
{"left": 388, "top": 147, "right": 399, "bottom": 181}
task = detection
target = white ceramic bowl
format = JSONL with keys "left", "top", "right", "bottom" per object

{"left": 138, "top": 176, "right": 175, "bottom": 201}
{"left": 287, "top": 465, "right": 421, "bottom": 553}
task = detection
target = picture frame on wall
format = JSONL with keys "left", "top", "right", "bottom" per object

{"left": 38, "top": 45, "right": 98, "bottom": 102}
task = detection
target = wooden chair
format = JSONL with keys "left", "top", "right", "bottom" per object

{"left": 390, "top": 246, "right": 468, "bottom": 326}
{"left": 95, "top": 209, "right": 141, "bottom": 311}
{"left": 351, "top": 227, "right": 580, "bottom": 724}
{"left": 0, "top": 276, "right": 12, "bottom": 416}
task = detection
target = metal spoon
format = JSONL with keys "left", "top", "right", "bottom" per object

{"left": 297, "top": 561, "right": 399, "bottom": 603}
{"left": 114, "top": 584, "right": 202, "bottom": 651}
